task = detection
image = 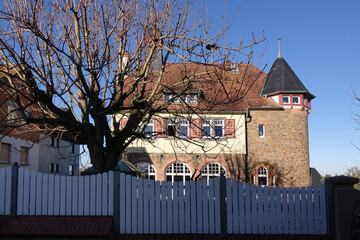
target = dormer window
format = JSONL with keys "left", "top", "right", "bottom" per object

{"left": 293, "top": 96, "right": 300, "bottom": 104}
{"left": 163, "top": 93, "right": 198, "bottom": 105}
{"left": 282, "top": 96, "right": 290, "bottom": 104}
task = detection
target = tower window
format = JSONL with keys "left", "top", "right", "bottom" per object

{"left": 259, "top": 125, "right": 265, "bottom": 138}
{"left": 293, "top": 96, "right": 300, "bottom": 104}
{"left": 282, "top": 96, "right": 290, "bottom": 104}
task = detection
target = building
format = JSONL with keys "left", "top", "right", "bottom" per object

{"left": 0, "top": 73, "right": 80, "bottom": 176}
{"left": 117, "top": 44, "right": 315, "bottom": 187}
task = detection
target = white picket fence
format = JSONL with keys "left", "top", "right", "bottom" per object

{"left": 0, "top": 166, "right": 328, "bottom": 235}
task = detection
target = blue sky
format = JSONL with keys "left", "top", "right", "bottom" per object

{"left": 206, "top": 0, "right": 360, "bottom": 176}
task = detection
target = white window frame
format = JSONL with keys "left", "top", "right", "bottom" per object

{"left": 141, "top": 119, "right": 154, "bottom": 137}
{"left": 259, "top": 125, "right": 265, "bottom": 138}
{"left": 201, "top": 163, "right": 227, "bottom": 181}
{"left": 179, "top": 119, "right": 189, "bottom": 137}
{"left": 201, "top": 119, "right": 224, "bottom": 138}
{"left": 135, "top": 162, "right": 156, "bottom": 180}
{"left": 282, "top": 96, "right": 290, "bottom": 104}
{"left": 292, "top": 96, "right": 300, "bottom": 104}
{"left": 258, "top": 167, "right": 268, "bottom": 186}
{"left": 166, "top": 119, "right": 189, "bottom": 138}
{"left": 165, "top": 162, "right": 191, "bottom": 183}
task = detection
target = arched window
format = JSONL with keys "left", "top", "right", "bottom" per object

{"left": 201, "top": 163, "right": 227, "bottom": 180}
{"left": 165, "top": 162, "right": 191, "bottom": 182}
{"left": 135, "top": 162, "right": 156, "bottom": 180}
{"left": 258, "top": 167, "right": 268, "bottom": 186}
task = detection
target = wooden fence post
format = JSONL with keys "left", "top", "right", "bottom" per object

{"left": 219, "top": 173, "right": 227, "bottom": 235}
{"left": 113, "top": 171, "right": 120, "bottom": 235}
{"left": 325, "top": 176, "right": 359, "bottom": 240}
{"left": 10, "top": 162, "right": 19, "bottom": 217}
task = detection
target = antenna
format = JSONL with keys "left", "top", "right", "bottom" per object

{"left": 277, "top": 37, "right": 282, "bottom": 58}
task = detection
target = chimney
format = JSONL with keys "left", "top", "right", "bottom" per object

{"left": 146, "top": 29, "right": 163, "bottom": 72}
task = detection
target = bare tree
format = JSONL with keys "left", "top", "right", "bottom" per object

{"left": 0, "top": 0, "right": 265, "bottom": 173}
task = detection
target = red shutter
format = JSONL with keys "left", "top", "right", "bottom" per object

{"left": 120, "top": 118, "right": 128, "bottom": 130}
{"left": 154, "top": 118, "right": 166, "bottom": 138}
{"left": 189, "top": 119, "right": 201, "bottom": 138}
{"left": 225, "top": 119, "right": 235, "bottom": 138}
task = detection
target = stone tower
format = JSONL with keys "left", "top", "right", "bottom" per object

{"left": 247, "top": 39, "right": 315, "bottom": 187}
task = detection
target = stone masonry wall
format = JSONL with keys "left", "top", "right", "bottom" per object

{"left": 247, "top": 108, "right": 310, "bottom": 187}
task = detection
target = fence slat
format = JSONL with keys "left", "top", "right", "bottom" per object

{"left": 84, "top": 176, "right": 90, "bottom": 215}
{"left": 307, "top": 186, "right": 314, "bottom": 234}
{"left": 167, "top": 181, "right": 173, "bottom": 234}
{"left": 313, "top": 185, "right": 321, "bottom": 235}
{"left": 282, "top": 187, "right": 289, "bottom": 234}
{"left": 78, "top": 176, "right": 84, "bottom": 215}
{"left": 29, "top": 171, "right": 36, "bottom": 215}
{"left": 263, "top": 186, "right": 270, "bottom": 234}
{"left": 319, "top": 184, "right": 327, "bottom": 234}
{"left": 190, "top": 181, "right": 196, "bottom": 233}
{"left": 149, "top": 179, "right": 155, "bottom": 234}
{"left": 42, "top": 174, "right": 48, "bottom": 215}
{"left": 155, "top": 181, "right": 161, "bottom": 234}
{"left": 60, "top": 176, "right": 66, "bottom": 216}
{"left": 185, "top": 181, "right": 191, "bottom": 233}
{"left": 5, "top": 167, "right": 11, "bottom": 215}
{"left": 143, "top": 179, "right": 150, "bottom": 234}
{"left": 89, "top": 175, "right": 96, "bottom": 216}
{"left": 275, "top": 187, "right": 282, "bottom": 234}
{"left": 35, "top": 173, "right": 42, "bottom": 215}
{"left": 251, "top": 185, "right": 258, "bottom": 234}
{"left": 17, "top": 168, "right": 24, "bottom": 215}
{"left": 288, "top": 188, "right": 295, "bottom": 234}
{"left": 179, "top": 181, "right": 185, "bottom": 234}
{"left": 131, "top": 176, "right": 138, "bottom": 234}
{"left": 125, "top": 174, "right": 132, "bottom": 234}
{"left": 48, "top": 174, "right": 56, "bottom": 216}
{"left": 66, "top": 176, "right": 72, "bottom": 216}
{"left": 226, "top": 178, "right": 232, "bottom": 234}
{"left": 294, "top": 187, "right": 301, "bottom": 234}
{"left": 202, "top": 180, "right": 209, "bottom": 234}
{"left": 232, "top": 180, "right": 239, "bottom": 234}
{"left": 245, "top": 183, "right": 251, "bottom": 234}
{"left": 96, "top": 174, "right": 102, "bottom": 216}
{"left": 54, "top": 175, "right": 61, "bottom": 215}
{"left": 301, "top": 187, "right": 308, "bottom": 234}
{"left": 108, "top": 171, "right": 114, "bottom": 215}
{"left": 161, "top": 181, "right": 167, "bottom": 234}
{"left": 197, "top": 180, "right": 203, "bottom": 234}
{"left": 0, "top": 168, "right": 6, "bottom": 215}
{"left": 214, "top": 178, "right": 221, "bottom": 234}
{"left": 119, "top": 173, "right": 126, "bottom": 234}
{"left": 208, "top": 179, "right": 215, "bottom": 234}
{"left": 173, "top": 181, "right": 179, "bottom": 234}
{"left": 138, "top": 178, "right": 144, "bottom": 234}
{"left": 269, "top": 187, "right": 276, "bottom": 234}
{"left": 257, "top": 186, "right": 264, "bottom": 234}
{"left": 102, "top": 172, "right": 108, "bottom": 216}
{"left": 238, "top": 182, "right": 245, "bottom": 234}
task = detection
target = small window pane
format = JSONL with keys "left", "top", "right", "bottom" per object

{"left": 214, "top": 126, "right": 223, "bottom": 137}
{"left": 293, "top": 96, "right": 300, "bottom": 104}
{"left": 259, "top": 125, "right": 265, "bottom": 137}
{"left": 282, "top": 96, "right": 290, "bottom": 104}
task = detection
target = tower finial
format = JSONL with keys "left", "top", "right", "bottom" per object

{"left": 277, "top": 37, "right": 282, "bottom": 58}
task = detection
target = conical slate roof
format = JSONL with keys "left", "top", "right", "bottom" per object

{"left": 261, "top": 57, "right": 315, "bottom": 100}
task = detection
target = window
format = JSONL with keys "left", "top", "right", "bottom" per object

{"left": 50, "top": 163, "right": 59, "bottom": 173}
{"left": 166, "top": 119, "right": 189, "bottom": 137}
{"left": 201, "top": 119, "right": 224, "bottom": 138}
{"left": 282, "top": 96, "right": 290, "bottom": 104}
{"left": 163, "top": 93, "right": 198, "bottom": 105}
{"left": 51, "top": 137, "right": 60, "bottom": 148}
{"left": 259, "top": 125, "right": 265, "bottom": 138}
{"left": 201, "top": 163, "right": 227, "bottom": 180}
{"left": 0, "top": 143, "right": 10, "bottom": 164}
{"left": 166, "top": 162, "right": 191, "bottom": 182}
{"left": 69, "top": 165, "right": 75, "bottom": 175}
{"left": 179, "top": 120, "right": 189, "bottom": 137}
{"left": 231, "top": 64, "right": 239, "bottom": 73}
{"left": 167, "top": 120, "right": 176, "bottom": 137}
{"left": 293, "top": 96, "right": 300, "bottom": 104}
{"left": 7, "top": 101, "right": 19, "bottom": 126}
{"left": 135, "top": 162, "right": 156, "bottom": 180}
{"left": 140, "top": 119, "right": 154, "bottom": 137}
{"left": 20, "top": 147, "right": 29, "bottom": 165}
{"left": 258, "top": 167, "right": 268, "bottom": 186}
